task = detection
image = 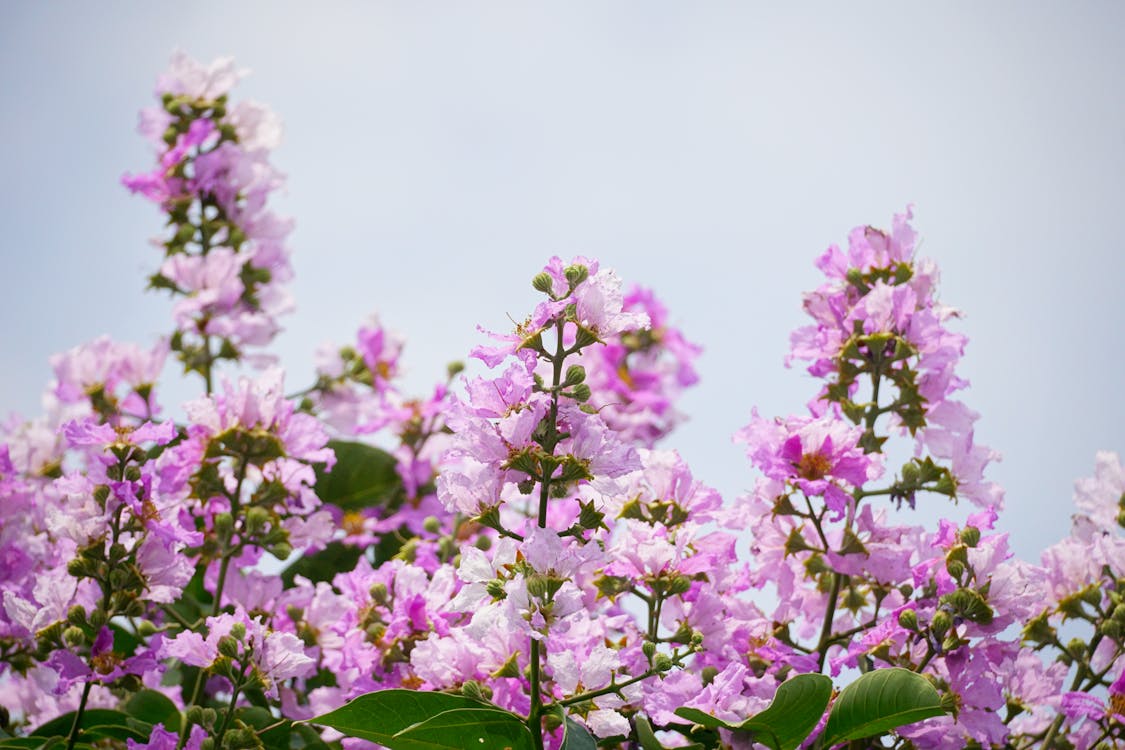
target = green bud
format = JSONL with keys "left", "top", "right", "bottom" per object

{"left": 690, "top": 630, "right": 704, "bottom": 648}
{"left": 270, "top": 542, "right": 292, "bottom": 560}
{"left": 200, "top": 739, "right": 215, "bottom": 750}
{"left": 569, "top": 383, "right": 592, "bottom": 402}
{"left": 485, "top": 580, "right": 507, "bottom": 600}
{"left": 217, "top": 634, "right": 240, "bottom": 658}
{"left": 1081, "top": 586, "right": 1103, "bottom": 606}
{"left": 63, "top": 626, "right": 85, "bottom": 648}
{"left": 370, "top": 582, "right": 389, "bottom": 606}
{"left": 564, "top": 365, "right": 586, "bottom": 386}
{"left": 959, "top": 526, "right": 981, "bottom": 548}
{"left": 245, "top": 506, "right": 270, "bottom": 535}
{"left": 667, "top": 575, "right": 692, "bottom": 596}
{"left": 525, "top": 575, "right": 549, "bottom": 599}
{"left": 701, "top": 666, "right": 719, "bottom": 686}
{"left": 474, "top": 535, "right": 492, "bottom": 552}
{"left": 945, "top": 559, "right": 966, "bottom": 580}
{"left": 422, "top": 516, "right": 442, "bottom": 534}
{"left": 229, "top": 621, "right": 246, "bottom": 641}
{"left": 532, "top": 272, "right": 554, "bottom": 295}
{"left": 642, "top": 641, "right": 657, "bottom": 660}
{"left": 175, "top": 223, "right": 196, "bottom": 244}
{"left": 137, "top": 620, "right": 158, "bottom": 637}
{"left": 1112, "top": 603, "right": 1125, "bottom": 623}
{"left": 213, "top": 512, "right": 234, "bottom": 539}
{"left": 931, "top": 611, "right": 952, "bottom": 638}
{"left": 447, "top": 360, "right": 465, "bottom": 379}
{"left": 67, "top": 605, "right": 87, "bottom": 627}
{"left": 1067, "top": 638, "right": 1087, "bottom": 660}
{"left": 564, "top": 264, "right": 589, "bottom": 288}
{"left": 898, "top": 609, "right": 919, "bottom": 631}
{"left": 653, "top": 653, "right": 674, "bottom": 672}
{"left": 88, "top": 608, "right": 107, "bottom": 628}
{"left": 461, "top": 680, "right": 492, "bottom": 701}
{"left": 185, "top": 705, "right": 205, "bottom": 726}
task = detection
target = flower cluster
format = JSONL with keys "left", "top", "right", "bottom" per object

{"left": 123, "top": 51, "right": 294, "bottom": 382}
{"left": 1, "top": 53, "right": 1120, "bottom": 750}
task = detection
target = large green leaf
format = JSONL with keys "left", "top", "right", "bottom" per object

{"left": 675, "top": 674, "right": 832, "bottom": 750}
{"left": 820, "top": 668, "right": 944, "bottom": 747}
{"left": 561, "top": 717, "right": 596, "bottom": 750}
{"left": 30, "top": 710, "right": 148, "bottom": 741}
{"left": 310, "top": 690, "right": 494, "bottom": 749}
{"left": 735, "top": 673, "right": 833, "bottom": 750}
{"left": 394, "top": 708, "right": 534, "bottom": 750}
{"left": 315, "top": 440, "right": 402, "bottom": 511}
{"left": 124, "top": 689, "right": 182, "bottom": 732}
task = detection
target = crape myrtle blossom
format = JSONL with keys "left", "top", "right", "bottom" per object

{"left": 727, "top": 211, "right": 1058, "bottom": 749}
{"left": 1019, "top": 452, "right": 1125, "bottom": 748}
{"left": 7, "top": 52, "right": 1125, "bottom": 750}
{"left": 124, "top": 50, "right": 295, "bottom": 380}
{"left": 580, "top": 286, "right": 702, "bottom": 448}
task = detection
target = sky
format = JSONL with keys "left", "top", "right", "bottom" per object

{"left": 1, "top": 2, "right": 1122, "bottom": 563}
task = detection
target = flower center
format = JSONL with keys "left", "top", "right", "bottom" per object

{"left": 796, "top": 452, "right": 832, "bottom": 481}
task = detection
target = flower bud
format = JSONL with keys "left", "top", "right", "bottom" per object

{"left": 564, "top": 264, "right": 589, "bottom": 288}
{"left": 229, "top": 621, "right": 246, "bottom": 641}
{"left": 370, "top": 583, "right": 389, "bottom": 606}
{"left": 642, "top": 641, "right": 657, "bottom": 661}
{"left": 67, "top": 605, "right": 87, "bottom": 627}
{"left": 898, "top": 610, "right": 919, "bottom": 631}
{"left": 270, "top": 542, "right": 292, "bottom": 560}
{"left": 217, "top": 635, "right": 240, "bottom": 658}
{"left": 931, "top": 611, "right": 952, "bottom": 638}
{"left": 690, "top": 631, "right": 704, "bottom": 648}
{"left": 958, "top": 526, "right": 981, "bottom": 548}
{"left": 945, "top": 560, "right": 966, "bottom": 580}
{"left": 213, "top": 512, "right": 234, "bottom": 540}
{"left": 569, "top": 384, "right": 592, "bottom": 403}
{"left": 564, "top": 365, "right": 586, "bottom": 386}
{"left": 653, "top": 653, "right": 674, "bottom": 672}
{"left": 245, "top": 506, "right": 270, "bottom": 535}
{"left": 461, "top": 680, "right": 492, "bottom": 701}
{"left": 185, "top": 705, "right": 205, "bottom": 726}
{"left": 532, "top": 272, "right": 554, "bottom": 295}
{"left": 63, "top": 626, "right": 85, "bottom": 648}
{"left": 137, "top": 620, "right": 158, "bottom": 637}
{"left": 525, "top": 575, "right": 549, "bottom": 599}
{"left": 88, "top": 608, "right": 107, "bottom": 628}
{"left": 422, "top": 516, "right": 442, "bottom": 534}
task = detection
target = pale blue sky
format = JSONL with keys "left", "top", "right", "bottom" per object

{"left": 1, "top": 3, "right": 1122, "bottom": 561}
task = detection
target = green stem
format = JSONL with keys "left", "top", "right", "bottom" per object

{"left": 214, "top": 676, "right": 244, "bottom": 748}
{"left": 527, "top": 320, "right": 567, "bottom": 750}
{"left": 65, "top": 681, "right": 93, "bottom": 750}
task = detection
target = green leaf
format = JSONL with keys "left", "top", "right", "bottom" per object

{"left": 310, "top": 689, "right": 493, "bottom": 749}
{"left": 821, "top": 668, "right": 944, "bottom": 747}
{"left": 30, "top": 710, "right": 148, "bottom": 741}
{"left": 634, "top": 716, "right": 665, "bottom": 750}
{"left": 674, "top": 674, "right": 832, "bottom": 750}
{"left": 124, "top": 689, "right": 182, "bottom": 732}
{"left": 735, "top": 673, "right": 833, "bottom": 750}
{"left": 239, "top": 707, "right": 292, "bottom": 750}
{"left": 394, "top": 708, "right": 534, "bottom": 750}
{"left": 281, "top": 541, "right": 364, "bottom": 587}
{"left": 561, "top": 717, "right": 596, "bottom": 750}
{"left": 672, "top": 708, "right": 731, "bottom": 730}
{"left": 315, "top": 440, "right": 402, "bottom": 511}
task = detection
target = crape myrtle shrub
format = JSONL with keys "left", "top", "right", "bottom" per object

{"left": 0, "top": 53, "right": 1122, "bottom": 750}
